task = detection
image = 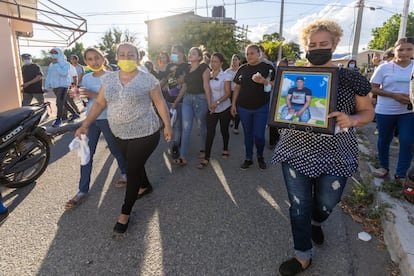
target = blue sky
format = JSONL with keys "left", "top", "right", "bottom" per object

{"left": 21, "top": 0, "right": 412, "bottom": 57}
{"left": 280, "top": 73, "right": 330, "bottom": 98}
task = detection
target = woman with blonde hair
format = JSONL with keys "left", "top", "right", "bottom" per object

{"left": 272, "top": 19, "right": 374, "bottom": 275}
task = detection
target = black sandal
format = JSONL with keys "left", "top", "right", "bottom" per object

{"left": 137, "top": 184, "right": 153, "bottom": 200}
{"left": 197, "top": 159, "right": 209, "bottom": 169}
{"left": 279, "top": 258, "right": 312, "bottom": 276}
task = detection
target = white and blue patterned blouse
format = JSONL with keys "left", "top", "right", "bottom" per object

{"left": 101, "top": 70, "right": 160, "bottom": 139}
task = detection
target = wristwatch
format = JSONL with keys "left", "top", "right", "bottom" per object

{"left": 216, "top": 100, "right": 221, "bottom": 105}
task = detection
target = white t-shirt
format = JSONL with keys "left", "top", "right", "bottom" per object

{"left": 225, "top": 67, "right": 237, "bottom": 91}
{"left": 69, "top": 65, "right": 78, "bottom": 84}
{"left": 209, "top": 70, "right": 232, "bottom": 113}
{"left": 370, "top": 60, "right": 413, "bottom": 115}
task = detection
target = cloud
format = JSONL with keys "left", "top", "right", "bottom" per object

{"left": 247, "top": 0, "right": 408, "bottom": 55}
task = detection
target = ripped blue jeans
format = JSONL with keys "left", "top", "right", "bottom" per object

{"left": 281, "top": 162, "right": 347, "bottom": 260}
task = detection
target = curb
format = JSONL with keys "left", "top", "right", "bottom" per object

{"left": 358, "top": 132, "right": 414, "bottom": 276}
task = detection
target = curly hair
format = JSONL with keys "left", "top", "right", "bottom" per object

{"left": 300, "top": 19, "right": 343, "bottom": 48}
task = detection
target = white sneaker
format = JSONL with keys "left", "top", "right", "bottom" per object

{"left": 284, "top": 113, "right": 293, "bottom": 120}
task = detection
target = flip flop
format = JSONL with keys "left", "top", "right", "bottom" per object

{"left": 373, "top": 168, "right": 389, "bottom": 178}
{"left": 173, "top": 157, "right": 187, "bottom": 166}
{"left": 65, "top": 193, "right": 88, "bottom": 210}
{"left": 222, "top": 151, "right": 230, "bottom": 159}
{"left": 114, "top": 176, "right": 127, "bottom": 188}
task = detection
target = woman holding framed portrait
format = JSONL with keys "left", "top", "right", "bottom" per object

{"left": 271, "top": 20, "right": 374, "bottom": 276}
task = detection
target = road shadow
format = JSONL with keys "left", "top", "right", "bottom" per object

{"left": 0, "top": 183, "right": 35, "bottom": 213}
{"left": 35, "top": 128, "right": 294, "bottom": 275}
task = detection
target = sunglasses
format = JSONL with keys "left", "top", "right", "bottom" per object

{"left": 210, "top": 77, "right": 219, "bottom": 81}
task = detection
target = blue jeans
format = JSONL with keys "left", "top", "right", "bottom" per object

{"left": 281, "top": 162, "right": 347, "bottom": 260}
{"left": 280, "top": 104, "right": 311, "bottom": 123}
{"left": 376, "top": 113, "right": 414, "bottom": 177}
{"left": 237, "top": 103, "right": 269, "bottom": 160}
{"left": 0, "top": 193, "right": 6, "bottom": 213}
{"left": 79, "top": 119, "right": 127, "bottom": 194}
{"left": 180, "top": 93, "right": 208, "bottom": 158}
{"left": 167, "top": 102, "right": 182, "bottom": 147}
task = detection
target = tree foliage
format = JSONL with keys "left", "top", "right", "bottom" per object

{"left": 258, "top": 32, "right": 301, "bottom": 62}
{"left": 368, "top": 12, "right": 414, "bottom": 50}
{"left": 148, "top": 20, "right": 239, "bottom": 67}
{"left": 98, "top": 28, "right": 139, "bottom": 64}
{"left": 63, "top": 42, "right": 86, "bottom": 64}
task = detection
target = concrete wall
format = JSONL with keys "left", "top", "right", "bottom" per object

{"left": 0, "top": 17, "right": 22, "bottom": 112}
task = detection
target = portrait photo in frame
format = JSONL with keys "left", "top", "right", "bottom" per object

{"left": 268, "top": 66, "right": 339, "bottom": 135}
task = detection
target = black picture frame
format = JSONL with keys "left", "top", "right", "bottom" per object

{"left": 268, "top": 66, "right": 339, "bottom": 135}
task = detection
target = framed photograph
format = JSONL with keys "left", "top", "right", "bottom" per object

{"left": 268, "top": 66, "right": 339, "bottom": 135}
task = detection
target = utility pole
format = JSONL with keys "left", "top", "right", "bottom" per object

{"left": 206, "top": 0, "right": 209, "bottom": 16}
{"left": 398, "top": 0, "right": 410, "bottom": 39}
{"left": 277, "top": 0, "right": 284, "bottom": 62}
{"left": 234, "top": 0, "right": 236, "bottom": 20}
{"left": 351, "top": 0, "right": 364, "bottom": 60}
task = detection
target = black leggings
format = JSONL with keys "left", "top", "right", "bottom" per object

{"left": 115, "top": 131, "right": 160, "bottom": 215}
{"left": 204, "top": 107, "right": 232, "bottom": 159}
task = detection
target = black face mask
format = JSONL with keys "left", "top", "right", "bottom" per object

{"left": 305, "top": 48, "right": 332, "bottom": 65}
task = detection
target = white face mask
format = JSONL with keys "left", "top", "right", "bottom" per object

{"left": 23, "top": 59, "right": 32, "bottom": 65}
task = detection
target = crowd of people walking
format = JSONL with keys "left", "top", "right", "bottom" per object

{"left": 3, "top": 17, "right": 413, "bottom": 276}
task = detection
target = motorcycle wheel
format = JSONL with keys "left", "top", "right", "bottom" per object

{"left": 2, "top": 132, "right": 50, "bottom": 188}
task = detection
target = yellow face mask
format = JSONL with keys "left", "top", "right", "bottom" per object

{"left": 86, "top": 65, "right": 105, "bottom": 72}
{"left": 117, "top": 60, "right": 137, "bottom": 72}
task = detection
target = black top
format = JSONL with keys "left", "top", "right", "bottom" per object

{"left": 233, "top": 62, "right": 275, "bottom": 109}
{"left": 162, "top": 62, "right": 189, "bottom": 103}
{"left": 21, "top": 64, "right": 43, "bottom": 94}
{"left": 184, "top": 63, "right": 209, "bottom": 95}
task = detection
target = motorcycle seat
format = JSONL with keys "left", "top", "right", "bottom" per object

{"left": 0, "top": 106, "right": 36, "bottom": 136}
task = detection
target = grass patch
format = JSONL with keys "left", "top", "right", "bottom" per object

{"left": 344, "top": 177, "right": 374, "bottom": 206}
{"left": 365, "top": 202, "right": 393, "bottom": 220}
{"left": 341, "top": 177, "right": 391, "bottom": 238}
{"left": 380, "top": 179, "right": 404, "bottom": 199}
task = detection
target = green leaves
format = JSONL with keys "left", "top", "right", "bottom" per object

{"left": 368, "top": 12, "right": 414, "bottom": 50}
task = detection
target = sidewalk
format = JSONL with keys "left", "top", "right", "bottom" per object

{"left": 358, "top": 123, "right": 414, "bottom": 276}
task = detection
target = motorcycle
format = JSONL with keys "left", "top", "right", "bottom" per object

{"left": 0, "top": 103, "right": 52, "bottom": 188}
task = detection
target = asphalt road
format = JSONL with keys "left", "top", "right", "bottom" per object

{"left": 0, "top": 99, "right": 394, "bottom": 275}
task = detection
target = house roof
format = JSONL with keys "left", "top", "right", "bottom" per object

{"left": 145, "top": 11, "right": 237, "bottom": 25}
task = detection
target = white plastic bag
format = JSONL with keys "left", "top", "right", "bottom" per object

{"left": 69, "top": 134, "right": 90, "bottom": 165}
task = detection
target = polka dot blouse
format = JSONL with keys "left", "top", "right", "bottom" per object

{"left": 271, "top": 68, "right": 371, "bottom": 177}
